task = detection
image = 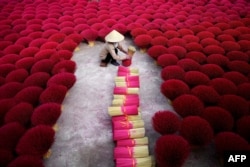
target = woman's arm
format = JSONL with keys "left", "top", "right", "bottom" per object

{"left": 108, "top": 44, "right": 128, "bottom": 60}
{"left": 117, "top": 43, "right": 128, "bottom": 54}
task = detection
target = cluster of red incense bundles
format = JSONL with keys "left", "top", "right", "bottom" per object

{"left": 108, "top": 66, "right": 154, "bottom": 167}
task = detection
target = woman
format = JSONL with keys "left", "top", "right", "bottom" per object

{"left": 99, "top": 30, "right": 129, "bottom": 67}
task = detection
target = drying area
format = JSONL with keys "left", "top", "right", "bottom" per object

{"left": 44, "top": 38, "right": 220, "bottom": 167}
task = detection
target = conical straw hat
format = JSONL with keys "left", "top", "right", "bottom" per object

{"left": 105, "top": 30, "right": 124, "bottom": 42}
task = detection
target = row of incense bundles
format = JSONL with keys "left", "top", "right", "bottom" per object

{"left": 108, "top": 66, "right": 154, "bottom": 167}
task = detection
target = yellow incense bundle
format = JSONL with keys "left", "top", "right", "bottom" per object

{"left": 43, "top": 149, "right": 52, "bottom": 159}
{"left": 129, "top": 128, "right": 145, "bottom": 139}
{"left": 88, "top": 41, "right": 95, "bottom": 47}
{"left": 127, "top": 88, "right": 139, "bottom": 94}
{"left": 114, "top": 145, "right": 149, "bottom": 158}
{"left": 133, "top": 146, "right": 149, "bottom": 158}
{"left": 116, "top": 156, "right": 154, "bottom": 167}
{"left": 115, "top": 82, "right": 127, "bottom": 87}
{"left": 128, "top": 46, "right": 136, "bottom": 56}
{"left": 112, "top": 99, "right": 124, "bottom": 106}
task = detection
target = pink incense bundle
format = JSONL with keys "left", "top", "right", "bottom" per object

{"left": 116, "top": 156, "right": 153, "bottom": 167}
{"left": 113, "top": 120, "right": 144, "bottom": 130}
{"left": 116, "top": 137, "right": 149, "bottom": 147}
{"left": 113, "top": 87, "right": 139, "bottom": 95}
{"left": 112, "top": 97, "right": 140, "bottom": 106}
{"left": 112, "top": 114, "right": 142, "bottom": 122}
{"left": 108, "top": 105, "right": 139, "bottom": 116}
{"left": 115, "top": 81, "right": 140, "bottom": 88}
{"left": 114, "top": 146, "right": 149, "bottom": 159}
{"left": 115, "top": 76, "right": 140, "bottom": 82}
{"left": 113, "top": 128, "right": 145, "bottom": 141}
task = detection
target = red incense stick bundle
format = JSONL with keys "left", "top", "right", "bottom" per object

{"left": 113, "top": 128, "right": 145, "bottom": 141}
{"left": 114, "top": 146, "right": 149, "bottom": 159}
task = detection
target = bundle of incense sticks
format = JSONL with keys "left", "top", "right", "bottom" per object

{"left": 116, "top": 156, "right": 154, "bottom": 167}
{"left": 113, "top": 128, "right": 145, "bottom": 141}
{"left": 108, "top": 105, "right": 139, "bottom": 116}
{"left": 113, "top": 94, "right": 139, "bottom": 100}
{"left": 115, "top": 81, "right": 140, "bottom": 88}
{"left": 115, "top": 76, "right": 139, "bottom": 82}
{"left": 117, "top": 66, "right": 139, "bottom": 77}
{"left": 112, "top": 119, "right": 145, "bottom": 130}
{"left": 118, "top": 66, "right": 139, "bottom": 74}
{"left": 114, "top": 146, "right": 149, "bottom": 159}
{"left": 112, "top": 97, "right": 139, "bottom": 106}
{"left": 112, "top": 114, "right": 142, "bottom": 122}
{"left": 108, "top": 66, "right": 153, "bottom": 167}
{"left": 113, "top": 87, "right": 139, "bottom": 95}
{"left": 116, "top": 137, "right": 149, "bottom": 147}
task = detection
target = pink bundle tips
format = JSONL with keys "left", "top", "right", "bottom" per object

{"left": 122, "top": 105, "right": 138, "bottom": 115}
{"left": 113, "top": 121, "right": 133, "bottom": 130}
